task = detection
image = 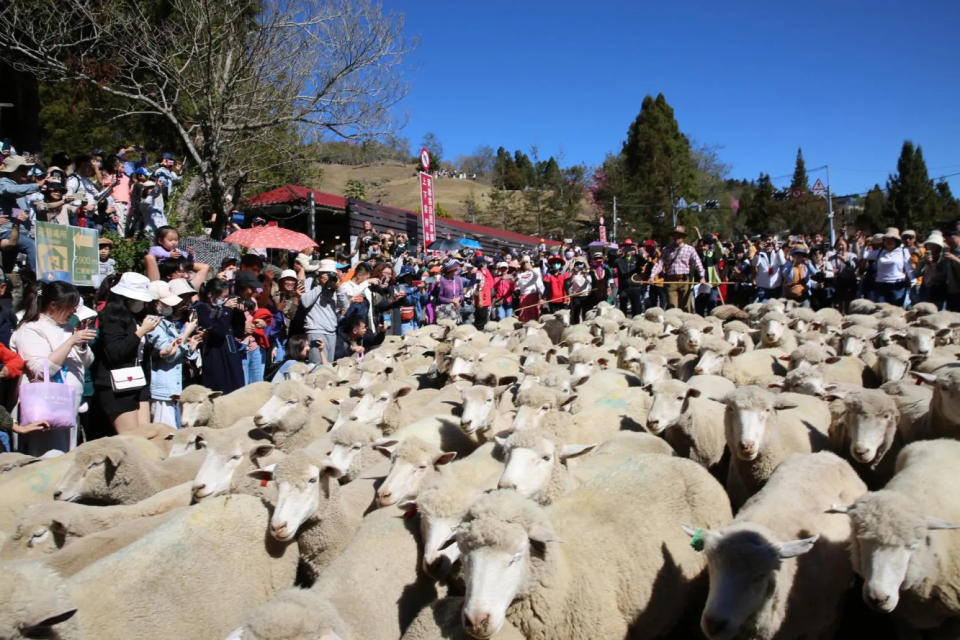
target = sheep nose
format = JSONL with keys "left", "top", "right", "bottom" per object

{"left": 192, "top": 483, "right": 206, "bottom": 496}
{"left": 646, "top": 420, "right": 659, "bottom": 432}
{"left": 693, "top": 367, "right": 704, "bottom": 375}
{"left": 52, "top": 490, "right": 62, "bottom": 500}
{"left": 739, "top": 441, "right": 756, "bottom": 453}
{"left": 377, "top": 489, "right": 392, "bottom": 504}
{"left": 462, "top": 611, "right": 490, "bottom": 635}
{"left": 867, "top": 592, "right": 892, "bottom": 610}
{"left": 703, "top": 614, "right": 728, "bottom": 636}
{"left": 853, "top": 446, "right": 870, "bottom": 458}
{"left": 498, "top": 478, "right": 517, "bottom": 490}
{"left": 271, "top": 522, "right": 288, "bottom": 538}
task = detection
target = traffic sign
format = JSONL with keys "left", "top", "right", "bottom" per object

{"left": 419, "top": 148, "right": 431, "bottom": 173}
{"left": 812, "top": 178, "right": 826, "bottom": 197}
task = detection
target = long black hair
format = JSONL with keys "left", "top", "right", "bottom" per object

{"left": 19, "top": 281, "right": 80, "bottom": 327}
{"left": 200, "top": 279, "right": 229, "bottom": 305}
{"left": 99, "top": 293, "right": 140, "bottom": 330}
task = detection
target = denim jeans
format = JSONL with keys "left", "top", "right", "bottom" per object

{"left": 243, "top": 346, "right": 266, "bottom": 385}
{"left": 872, "top": 282, "right": 908, "bottom": 307}
{"left": 755, "top": 287, "right": 781, "bottom": 303}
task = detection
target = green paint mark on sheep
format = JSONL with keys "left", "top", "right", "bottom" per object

{"left": 26, "top": 471, "right": 51, "bottom": 495}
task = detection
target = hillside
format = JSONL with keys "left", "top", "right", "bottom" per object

{"left": 313, "top": 161, "right": 494, "bottom": 219}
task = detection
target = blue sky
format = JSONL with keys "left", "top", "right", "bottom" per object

{"left": 393, "top": 1, "right": 960, "bottom": 196}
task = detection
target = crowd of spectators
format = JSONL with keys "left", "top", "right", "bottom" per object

{"left": 2, "top": 140, "right": 960, "bottom": 458}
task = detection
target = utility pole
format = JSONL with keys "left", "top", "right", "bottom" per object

{"left": 670, "top": 186, "right": 677, "bottom": 228}
{"left": 826, "top": 165, "right": 835, "bottom": 247}
{"left": 308, "top": 191, "right": 316, "bottom": 241}
{"left": 612, "top": 196, "right": 618, "bottom": 243}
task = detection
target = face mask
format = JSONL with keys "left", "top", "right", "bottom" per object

{"left": 215, "top": 298, "right": 226, "bottom": 308}
{"left": 551, "top": 264, "right": 560, "bottom": 272}
{"left": 594, "top": 260, "right": 603, "bottom": 267}
{"left": 159, "top": 305, "right": 173, "bottom": 317}
{"left": 128, "top": 300, "right": 145, "bottom": 314}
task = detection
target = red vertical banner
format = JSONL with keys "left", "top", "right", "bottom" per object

{"left": 598, "top": 216, "right": 607, "bottom": 244}
{"left": 420, "top": 171, "right": 436, "bottom": 245}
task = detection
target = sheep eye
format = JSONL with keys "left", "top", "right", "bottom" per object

{"left": 676, "top": 396, "right": 685, "bottom": 401}
{"left": 308, "top": 476, "right": 318, "bottom": 484}
{"left": 541, "top": 455, "right": 551, "bottom": 462}
{"left": 417, "top": 464, "right": 428, "bottom": 470}
{"left": 286, "top": 400, "right": 297, "bottom": 405}
{"left": 88, "top": 460, "right": 103, "bottom": 469}
{"left": 196, "top": 441, "right": 207, "bottom": 449}
{"left": 230, "top": 454, "right": 242, "bottom": 461}
{"left": 31, "top": 530, "right": 46, "bottom": 539}
{"left": 508, "top": 552, "right": 523, "bottom": 566}
{"left": 351, "top": 443, "right": 362, "bottom": 450}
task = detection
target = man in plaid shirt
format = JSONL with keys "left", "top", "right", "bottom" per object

{"left": 649, "top": 225, "right": 706, "bottom": 310}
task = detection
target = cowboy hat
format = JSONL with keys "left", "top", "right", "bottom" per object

{"left": 670, "top": 225, "right": 688, "bottom": 237}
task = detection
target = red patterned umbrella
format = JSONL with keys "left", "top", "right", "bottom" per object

{"left": 223, "top": 226, "right": 317, "bottom": 252}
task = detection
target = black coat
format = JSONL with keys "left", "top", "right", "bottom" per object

{"left": 92, "top": 310, "right": 142, "bottom": 389}
{"left": 195, "top": 302, "right": 245, "bottom": 395}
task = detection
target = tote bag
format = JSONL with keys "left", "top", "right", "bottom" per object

{"left": 19, "top": 362, "right": 78, "bottom": 429}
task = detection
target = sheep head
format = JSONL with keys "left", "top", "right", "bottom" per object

{"left": 932, "top": 368, "right": 960, "bottom": 426}
{"left": 838, "top": 391, "right": 899, "bottom": 466}
{"left": 250, "top": 450, "right": 336, "bottom": 542}
{"left": 325, "top": 422, "right": 394, "bottom": 481}
{"left": 345, "top": 381, "right": 413, "bottom": 434}
{"left": 681, "top": 522, "right": 817, "bottom": 640}
{"left": 375, "top": 438, "right": 456, "bottom": 508}
{"left": 53, "top": 440, "right": 130, "bottom": 503}
{"left": 191, "top": 427, "right": 274, "bottom": 501}
{"left": 646, "top": 380, "right": 696, "bottom": 435}
{"left": 828, "top": 491, "right": 960, "bottom": 614}
{"left": 720, "top": 387, "right": 797, "bottom": 461}
{"left": 179, "top": 385, "right": 222, "bottom": 429}
{"left": 253, "top": 380, "right": 317, "bottom": 435}
{"left": 496, "top": 427, "right": 595, "bottom": 504}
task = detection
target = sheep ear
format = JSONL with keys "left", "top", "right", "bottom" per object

{"left": 393, "top": 384, "right": 414, "bottom": 398}
{"left": 910, "top": 371, "right": 937, "bottom": 385}
{"left": 207, "top": 391, "right": 223, "bottom": 400}
{"left": 729, "top": 346, "right": 744, "bottom": 357}
{"left": 373, "top": 439, "right": 399, "bottom": 458}
{"left": 825, "top": 504, "right": 854, "bottom": 514}
{"left": 936, "top": 328, "right": 953, "bottom": 338}
{"left": 105, "top": 448, "right": 125, "bottom": 468}
{"left": 163, "top": 433, "right": 176, "bottom": 441}
{"left": 247, "top": 465, "right": 275, "bottom": 481}
{"left": 686, "top": 388, "right": 702, "bottom": 399}
{"left": 767, "top": 381, "right": 784, "bottom": 391}
{"left": 498, "top": 375, "right": 520, "bottom": 387}
{"left": 21, "top": 609, "right": 78, "bottom": 636}
{"left": 493, "top": 433, "right": 511, "bottom": 450}
{"left": 252, "top": 443, "right": 275, "bottom": 460}
{"left": 825, "top": 356, "right": 841, "bottom": 364}
{"left": 560, "top": 394, "right": 578, "bottom": 408}
{"left": 528, "top": 521, "right": 560, "bottom": 555}
{"left": 559, "top": 443, "right": 597, "bottom": 461}
{"left": 49, "top": 518, "right": 68, "bottom": 534}
{"left": 773, "top": 398, "right": 799, "bottom": 411}
{"left": 926, "top": 517, "right": 960, "bottom": 530}
{"left": 776, "top": 535, "right": 818, "bottom": 559}
{"left": 434, "top": 452, "right": 457, "bottom": 466}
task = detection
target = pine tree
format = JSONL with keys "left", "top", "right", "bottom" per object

{"left": 620, "top": 94, "right": 697, "bottom": 237}
{"left": 885, "top": 141, "right": 939, "bottom": 231}
{"left": 859, "top": 185, "right": 887, "bottom": 231}
{"left": 936, "top": 181, "right": 960, "bottom": 225}
{"left": 790, "top": 147, "right": 808, "bottom": 194}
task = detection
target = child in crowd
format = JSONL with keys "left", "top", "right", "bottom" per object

{"left": 98, "top": 238, "right": 116, "bottom": 279}
{"left": 144, "top": 226, "right": 209, "bottom": 289}
{"left": 144, "top": 280, "right": 201, "bottom": 427}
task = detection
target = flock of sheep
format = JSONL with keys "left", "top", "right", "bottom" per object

{"left": 1, "top": 296, "right": 960, "bottom": 639}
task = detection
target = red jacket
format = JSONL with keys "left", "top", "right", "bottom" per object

{"left": 476, "top": 268, "right": 494, "bottom": 308}
{"left": 492, "top": 275, "right": 515, "bottom": 305}
{"left": 542, "top": 271, "right": 571, "bottom": 304}
{"left": 0, "top": 343, "right": 24, "bottom": 379}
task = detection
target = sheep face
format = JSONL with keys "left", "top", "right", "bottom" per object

{"left": 262, "top": 460, "right": 333, "bottom": 542}
{"left": 4, "top": 517, "right": 63, "bottom": 558}
{"left": 840, "top": 332, "right": 869, "bottom": 357}
{"left": 449, "top": 351, "right": 480, "bottom": 381}
{"left": 376, "top": 442, "right": 455, "bottom": 508}
{"left": 781, "top": 366, "right": 828, "bottom": 398}
{"left": 253, "top": 385, "right": 313, "bottom": 433}
{"left": 638, "top": 353, "right": 672, "bottom": 389}
{"left": 351, "top": 366, "right": 391, "bottom": 395}
{"left": 510, "top": 401, "right": 554, "bottom": 433}
{"left": 496, "top": 435, "right": 593, "bottom": 500}
{"left": 723, "top": 327, "right": 747, "bottom": 349}
{"left": 685, "top": 525, "right": 816, "bottom": 640}
{"left": 693, "top": 348, "right": 728, "bottom": 377}
{"left": 843, "top": 396, "right": 898, "bottom": 465}
{"left": 760, "top": 317, "right": 786, "bottom": 347}
{"left": 838, "top": 492, "right": 960, "bottom": 614}
{"left": 460, "top": 386, "right": 497, "bottom": 438}
{"left": 721, "top": 388, "right": 796, "bottom": 462}
{"left": 54, "top": 447, "right": 123, "bottom": 502}
{"left": 192, "top": 435, "right": 273, "bottom": 501}
{"left": 419, "top": 512, "right": 462, "bottom": 578}
{"left": 460, "top": 542, "right": 528, "bottom": 639}
{"left": 166, "top": 428, "right": 208, "bottom": 458}
{"left": 677, "top": 326, "right": 704, "bottom": 355}
{"left": 180, "top": 391, "right": 220, "bottom": 429}
{"left": 904, "top": 328, "right": 936, "bottom": 356}
{"left": 933, "top": 369, "right": 960, "bottom": 425}
{"left": 646, "top": 381, "right": 692, "bottom": 435}
{"left": 875, "top": 349, "right": 910, "bottom": 383}
{"left": 347, "top": 384, "right": 412, "bottom": 429}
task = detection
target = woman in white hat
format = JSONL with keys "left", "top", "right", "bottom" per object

{"left": 865, "top": 227, "right": 914, "bottom": 307}
{"left": 91, "top": 272, "right": 160, "bottom": 434}
{"left": 919, "top": 231, "right": 947, "bottom": 306}
{"left": 143, "top": 280, "right": 202, "bottom": 428}
{"left": 9, "top": 281, "right": 97, "bottom": 454}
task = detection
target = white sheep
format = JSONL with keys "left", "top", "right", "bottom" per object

{"left": 53, "top": 438, "right": 202, "bottom": 505}
{"left": 720, "top": 386, "right": 832, "bottom": 509}
{"left": 323, "top": 421, "right": 394, "bottom": 482}
{"left": 453, "top": 455, "right": 732, "bottom": 639}
{"left": 190, "top": 424, "right": 277, "bottom": 501}
{"left": 694, "top": 345, "right": 789, "bottom": 385}
{"left": 911, "top": 368, "right": 960, "bottom": 440}
{"left": 722, "top": 320, "right": 755, "bottom": 352}
{"left": 685, "top": 452, "right": 866, "bottom": 640}
{"left": 458, "top": 384, "right": 516, "bottom": 443}
{"left": 252, "top": 380, "right": 331, "bottom": 452}
{"left": 179, "top": 381, "right": 273, "bottom": 429}
{"left": 249, "top": 446, "right": 378, "bottom": 583}
{"left": 829, "top": 389, "right": 903, "bottom": 489}
{"left": 401, "top": 596, "right": 525, "bottom": 640}
{"left": 758, "top": 312, "right": 798, "bottom": 352}
{"left": 0, "top": 481, "right": 192, "bottom": 561}
{"left": 0, "top": 561, "right": 80, "bottom": 639}
{"left": 827, "top": 439, "right": 960, "bottom": 632}
{"left": 874, "top": 344, "right": 913, "bottom": 383}
{"left": 496, "top": 427, "right": 673, "bottom": 505}
{"left": 646, "top": 375, "right": 735, "bottom": 434}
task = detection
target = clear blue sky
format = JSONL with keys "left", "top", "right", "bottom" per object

{"left": 393, "top": 0, "right": 960, "bottom": 197}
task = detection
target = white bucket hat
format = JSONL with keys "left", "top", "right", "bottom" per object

{"left": 317, "top": 259, "right": 338, "bottom": 274}
{"left": 110, "top": 272, "right": 154, "bottom": 302}
{"left": 168, "top": 278, "right": 196, "bottom": 297}
{"left": 149, "top": 280, "right": 183, "bottom": 307}
{"left": 279, "top": 269, "right": 298, "bottom": 281}
{"left": 75, "top": 302, "right": 97, "bottom": 322}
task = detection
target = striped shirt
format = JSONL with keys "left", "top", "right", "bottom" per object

{"left": 650, "top": 243, "right": 704, "bottom": 279}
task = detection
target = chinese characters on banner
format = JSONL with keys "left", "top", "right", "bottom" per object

{"left": 35, "top": 221, "right": 100, "bottom": 286}
{"left": 420, "top": 171, "right": 436, "bottom": 245}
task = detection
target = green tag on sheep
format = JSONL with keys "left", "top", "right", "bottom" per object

{"left": 690, "top": 528, "right": 705, "bottom": 552}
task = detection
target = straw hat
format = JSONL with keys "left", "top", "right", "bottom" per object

{"left": 0, "top": 155, "right": 35, "bottom": 173}
{"left": 670, "top": 225, "right": 688, "bottom": 237}
{"left": 883, "top": 227, "right": 902, "bottom": 242}
{"left": 111, "top": 272, "right": 153, "bottom": 302}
